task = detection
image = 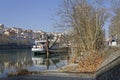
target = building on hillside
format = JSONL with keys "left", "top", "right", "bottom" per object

{"left": 33, "top": 30, "right": 47, "bottom": 40}
{"left": 0, "top": 24, "right": 4, "bottom": 35}
{"left": 4, "top": 29, "right": 17, "bottom": 37}
{"left": 11, "top": 27, "right": 23, "bottom": 33}
{"left": 27, "top": 29, "right": 33, "bottom": 38}
{"left": 11, "top": 27, "right": 23, "bottom": 38}
{"left": 4, "top": 30, "right": 10, "bottom": 36}
{"left": 22, "top": 30, "right": 33, "bottom": 38}
{"left": 107, "top": 36, "right": 118, "bottom": 46}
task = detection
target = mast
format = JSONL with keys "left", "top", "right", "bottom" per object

{"left": 46, "top": 35, "right": 49, "bottom": 69}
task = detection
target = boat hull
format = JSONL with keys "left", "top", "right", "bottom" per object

{"left": 32, "top": 48, "right": 45, "bottom": 52}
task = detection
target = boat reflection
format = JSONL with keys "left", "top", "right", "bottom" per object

{"left": 31, "top": 52, "right": 67, "bottom": 69}
{"left": 0, "top": 49, "right": 68, "bottom": 75}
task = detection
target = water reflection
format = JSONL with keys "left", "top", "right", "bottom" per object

{"left": 0, "top": 49, "right": 68, "bottom": 74}
{"left": 0, "top": 49, "right": 32, "bottom": 73}
{"left": 31, "top": 52, "right": 68, "bottom": 70}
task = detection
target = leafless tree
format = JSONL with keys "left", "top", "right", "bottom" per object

{"left": 58, "top": 0, "right": 108, "bottom": 55}
{"left": 109, "top": 0, "right": 120, "bottom": 44}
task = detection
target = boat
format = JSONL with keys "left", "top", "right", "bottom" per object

{"left": 31, "top": 40, "right": 47, "bottom": 65}
{"left": 31, "top": 40, "right": 47, "bottom": 53}
{"left": 31, "top": 38, "right": 68, "bottom": 66}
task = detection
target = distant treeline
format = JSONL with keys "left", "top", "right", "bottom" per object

{"left": 0, "top": 35, "right": 34, "bottom": 49}
{"left": 0, "top": 45, "right": 32, "bottom": 49}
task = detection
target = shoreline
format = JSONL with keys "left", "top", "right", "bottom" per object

{"left": 0, "top": 64, "right": 95, "bottom": 79}
{"left": 0, "top": 45, "right": 32, "bottom": 49}
{"left": 0, "top": 68, "right": 95, "bottom": 80}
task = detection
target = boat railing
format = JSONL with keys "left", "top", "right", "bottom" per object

{"left": 33, "top": 45, "right": 44, "bottom": 49}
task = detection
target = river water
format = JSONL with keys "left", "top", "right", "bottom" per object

{"left": 0, "top": 49, "right": 68, "bottom": 78}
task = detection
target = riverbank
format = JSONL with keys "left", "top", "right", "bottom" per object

{"left": 0, "top": 45, "right": 32, "bottom": 49}
{"left": 0, "top": 46, "right": 120, "bottom": 80}
{"left": 0, "top": 68, "right": 95, "bottom": 80}
{"left": 0, "top": 63, "right": 95, "bottom": 80}
{"left": 1, "top": 48, "right": 119, "bottom": 80}
{"left": 1, "top": 57, "right": 120, "bottom": 80}
{"left": 0, "top": 35, "right": 34, "bottom": 49}
{"left": 0, "top": 75, "right": 94, "bottom": 80}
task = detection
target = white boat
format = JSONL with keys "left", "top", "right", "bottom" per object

{"left": 31, "top": 40, "right": 47, "bottom": 53}
{"left": 31, "top": 39, "right": 67, "bottom": 65}
{"left": 31, "top": 40, "right": 47, "bottom": 65}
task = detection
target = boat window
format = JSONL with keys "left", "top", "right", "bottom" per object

{"left": 34, "top": 52, "right": 38, "bottom": 56}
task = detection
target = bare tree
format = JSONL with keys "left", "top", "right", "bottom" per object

{"left": 58, "top": 0, "right": 108, "bottom": 54}
{"left": 109, "top": 0, "right": 120, "bottom": 44}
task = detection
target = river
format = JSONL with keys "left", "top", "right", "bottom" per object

{"left": 0, "top": 49, "right": 68, "bottom": 78}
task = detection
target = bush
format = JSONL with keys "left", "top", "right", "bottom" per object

{"left": 17, "top": 69, "right": 29, "bottom": 76}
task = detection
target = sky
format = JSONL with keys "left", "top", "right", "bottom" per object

{"left": 0, "top": 0, "right": 61, "bottom": 32}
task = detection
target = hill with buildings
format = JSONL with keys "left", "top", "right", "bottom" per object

{"left": 0, "top": 24, "right": 61, "bottom": 49}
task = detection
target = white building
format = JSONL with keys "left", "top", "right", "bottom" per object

{"left": 107, "top": 37, "right": 118, "bottom": 46}
{"left": 33, "top": 30, "right": 46, "bottom": 40}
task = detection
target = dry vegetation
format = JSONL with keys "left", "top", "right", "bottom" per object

{"left": 61, "top": 52, "right": 104, "bottom": 72}
{"left": 58, "top": 0, "right": 120, "bottom": 72}
{"left": 58, "top": 0, "right": 108, "bottom": 72}
{"left": 7, "top": 69, "right": 42, "bottom": 77}
{"left": 60, "top": 46, "right": 120, "bottom": 72}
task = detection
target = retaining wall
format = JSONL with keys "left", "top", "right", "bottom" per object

{"left": 95, "top": 50, "right": 120, "bottom": 80}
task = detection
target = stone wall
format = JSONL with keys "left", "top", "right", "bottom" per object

{"left": 95, "top": 50, "right": 120, "bottom": 80}
{"left": 96, "top": 63, "right": 120, "bottom": 80}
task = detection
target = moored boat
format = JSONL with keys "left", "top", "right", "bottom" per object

{"left": 31, "top": 40, "right": 47, "bottom": 53}
{"left": 31, "top": 40, "right": 47, "bottom": 65}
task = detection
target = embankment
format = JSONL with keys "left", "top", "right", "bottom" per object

{"left": 0, "top": 35, "right": 33, "bottom": 49}
{"left": 95, "top": 49, "right": 120, "bottom": 80}
{"left": 42, "top": 48, "right": 120, "bottom": 80}
{"left": 53, "top": 47, "right": 120, "bottom": 79}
